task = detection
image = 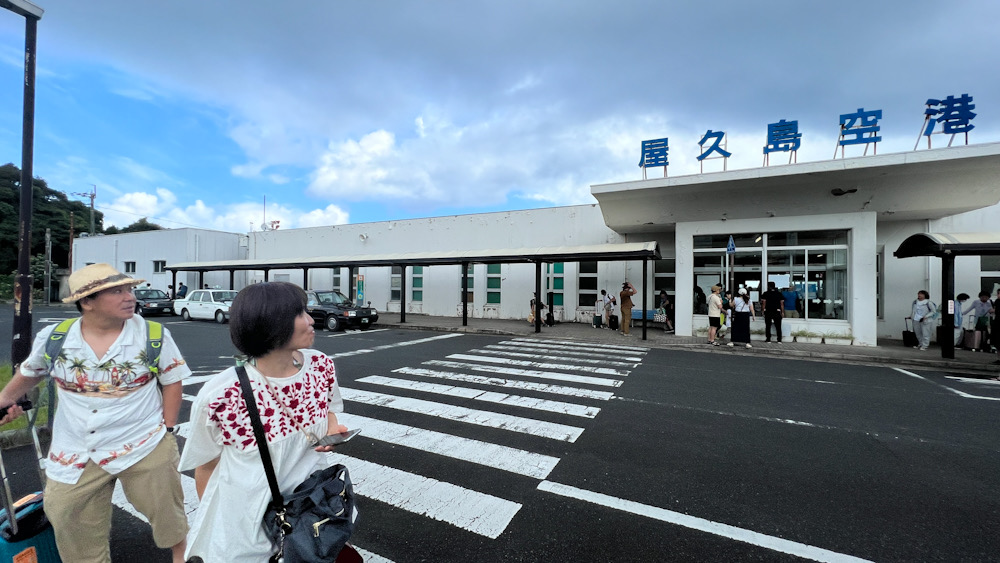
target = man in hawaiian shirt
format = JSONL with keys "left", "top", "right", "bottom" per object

{"left": 0, "top": 263, "right": 191, "bottom": 563}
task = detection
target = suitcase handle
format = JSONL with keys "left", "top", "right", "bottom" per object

{"left": 0, "top": 399, "right": 33, "bottom": 421}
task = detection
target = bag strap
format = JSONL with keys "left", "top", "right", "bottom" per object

{"left": 235, "top": 365, "right": 285, "bottom": 509}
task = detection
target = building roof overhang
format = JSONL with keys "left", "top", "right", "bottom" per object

{"left": 894, "top": 232, "right": 1000, "bottom": 258}
{"left": 167, "top": 241, "right": 660, "bottom": 272}
{"left": 592, "top": 142, "right": 1000, "bottom": 234}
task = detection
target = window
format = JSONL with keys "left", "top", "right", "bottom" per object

{"left": 412, "top": 266, "right": 423, "bottom": 302}
{"left": 577, "top": 261, "right": 598, "bottom": 307}
{"left": 124, "top": 261, "right": 136, "bottom": 274}
{"left": 693, "top": 230, "right": 849, "bottom": 320}
{"left": 332, "top": 268, "right": 342, "bottom": 292}
{"left": 391, "top": 266, "right": 402, "bottom": 301}
{"left": 153, "top": 260, "right": 166, "bottom": 273}
{"left": 460, "top": 264, "right": 473, "bottom": 302}
{"left": 487, "top": 264, "right": 501, "bottom": 304}
{"left": 653, "top": 259, "right": 675, "bottom": 305}
{"left": 546, "top": 263, "right": 564, "bottom": 307}
{"left": 982, "top": 256, "right": 1000, "bottom": 297}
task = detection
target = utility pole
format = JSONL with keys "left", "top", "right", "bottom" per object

{"left": 72, "top": 184, "right": 96, "bottom": 234}
{"left": 68, "top": 211, "right": 74, "bottom": 271}
{"left": 44, "top": 228, "right": 50, "bottom": 305}
{"left": 7, "top": 0, "right": 43, "bottom": 372}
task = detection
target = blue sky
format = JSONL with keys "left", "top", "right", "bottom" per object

{"left": 1, "top": 0, "right": 998, "bottom": 233}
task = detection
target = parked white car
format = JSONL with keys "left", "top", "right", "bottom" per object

{"left": 174, "top": 289, "right": 239, "bottom": 323}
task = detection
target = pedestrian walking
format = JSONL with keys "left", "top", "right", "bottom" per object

{"left": 707, "top": 285, "right": 723, "bottom": 346}
{"left": 619, "top": 281, "right": 637, "bottom": 336}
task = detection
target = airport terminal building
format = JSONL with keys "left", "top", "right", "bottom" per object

{"left": 72, "top": 142, "right": 1000, "bottom": 347}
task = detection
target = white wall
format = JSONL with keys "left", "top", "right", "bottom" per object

{"left": 71, "top": 229, "right": 246, "bottom": 298}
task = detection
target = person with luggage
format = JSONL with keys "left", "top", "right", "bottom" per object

{"left": 908, "top": 290, "right": 937, "bottom": 351}
{"left": 179, "top": 282, "right": 349, "bottom": 562}
{"left": 619, "top": 281, "right": 637, "bottom": 336}
{"left": 962, "top": 291, "right": 995, "bottom": 352}
{"left": 0, "top": 263, "right": 191, "bottom": 563}
{"left": 657, "top": 290, "right": 674, "bottom": 332}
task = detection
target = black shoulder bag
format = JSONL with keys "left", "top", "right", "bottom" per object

{"left": 236, "top": 366, "right": 359, "bottom": 563}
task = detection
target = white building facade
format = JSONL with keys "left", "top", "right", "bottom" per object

{"left": 72, "top": 143, "right": 1000, "bottom": 347}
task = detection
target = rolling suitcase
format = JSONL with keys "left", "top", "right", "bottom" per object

{"left": 608, "top": 314, "right": 619, "bottom": 330}
{"left": 962, "top": 329, "right": 983, "bottom": 350}
{"left": 902, "top": 318, "right": 918, "bottom": 348}
{"left": 0, "top": 400, "right": 61, "bottom": 563}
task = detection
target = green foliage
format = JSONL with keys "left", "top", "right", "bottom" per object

{"left": 120, "top": 217, "right": 163, "bottom": 233}
{"left": 0, "top": 163, "right": 103, "bottom": 279}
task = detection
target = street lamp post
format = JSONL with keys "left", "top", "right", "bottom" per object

{"left": 2, "top": 0, "right": 44, "bottom": 369}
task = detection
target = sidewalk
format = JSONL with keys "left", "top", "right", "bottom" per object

{"left": 377, "top": 313, "right": 1000, "bottom": 377}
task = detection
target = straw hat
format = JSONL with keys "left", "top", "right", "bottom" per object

{"left": 62, "top": 263, "right": 144, "bottom": 303}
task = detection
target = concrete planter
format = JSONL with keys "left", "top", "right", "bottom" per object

{"left": 824, "top": 337, "right": 853, "bottom": 346}
{"left": 795, "top": 336, "right": 822, "bottom": 344}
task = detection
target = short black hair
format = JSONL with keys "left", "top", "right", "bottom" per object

{"left": 957, "top": 293, "right": 970, "bottom": 300}
{"left": 980, "top": 291, "right": 990, "bottom": 298}
{"left": 230, "top": 282, "right": 308, "bottom": 358}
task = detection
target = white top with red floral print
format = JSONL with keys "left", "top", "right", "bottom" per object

{"left": 179, "top": 349, "right": 344, "bottom": 562}
{"left": 19, "top": 314, "right": 190, "bottom": 484}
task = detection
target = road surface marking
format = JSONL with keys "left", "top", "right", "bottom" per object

{"left": 474, "top": 347, "right": 639, "bottom": 367}
{"left": 357, "top": 375, "right": 600, "bottom": 418}
{"left": 329, "top": 453, "right": 521, "bottom": 539}
{"left": 896, "top": 368, "right": 1000, "bottom": 401}
{"left": 426, "top": 360, "right": 623, "bottom": 387}
{"left": 511, "top": 337, "right": 649, "bottom": 353}
{"left": 340, "top": 387, "right": 584, "bottom": 442}
{"left": 393, "top": 367, "right": 615, "bottom": 400}
{"left": 338, "top": 413, "right": 560, "bottom": 479}
{"left": 538, "top": 481, "right": 874, "bottom": 563}
{"left": 329, "top": 333, "right": 463, "bottom": 358}
{"left": 498, "top": 340, "right": 646, "bottom": 361}
{"left": 447, "top": 353, "right": 630, "bottom": 376}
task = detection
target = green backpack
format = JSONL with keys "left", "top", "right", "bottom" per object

{"left": 43, "top": 318, "right": 163, "bottom": 375}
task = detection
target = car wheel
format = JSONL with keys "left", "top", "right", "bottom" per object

{"left": 181, "top": 309, "right": 191, "bottom": 321}
{"left": 135, "top": 304, "right": 142, "bottom": 314}
{"left": 325, "top": 315, "right": 341, "bottom": 331}
{"left": 215, "top": 310, "right": 226, "bottom": 324}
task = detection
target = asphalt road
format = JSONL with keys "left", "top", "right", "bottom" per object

{"left": 2, "top": 306, "right": 1000, "bottom": 562}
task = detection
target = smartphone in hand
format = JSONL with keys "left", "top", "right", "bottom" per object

{"left": 311, "top": 428, "right": 361, "bottom": 448}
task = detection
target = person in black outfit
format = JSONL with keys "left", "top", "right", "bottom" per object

{"left": 761, "top": 281, "right": 785, "bottom": 343}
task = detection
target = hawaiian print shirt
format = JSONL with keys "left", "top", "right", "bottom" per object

{"left": 20, "top": 314, "right": 191, "bottom": 484}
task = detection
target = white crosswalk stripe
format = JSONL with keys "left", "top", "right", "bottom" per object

{"left": 117, "top": 334, "right": 648, "bottom": 560}
{"left": 356, "top": 375, "right": 601, "bottom": 418}
{"left": 424, "top": 359, "right": 625, "bottom": 387}
{"left": 341, "top": 387, "right": 586, "bottom": 442}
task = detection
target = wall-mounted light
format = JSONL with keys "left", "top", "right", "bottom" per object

{"left": 359, "top": 234, "right": 368, "bottom": 242}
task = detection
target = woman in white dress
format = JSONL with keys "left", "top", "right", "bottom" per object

{"left": 180, "top": 282, "right": 348, "bottom": 562}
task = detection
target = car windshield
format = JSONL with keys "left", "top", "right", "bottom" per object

{"left": 135, "top": 290, "right": 169, "bottom": 299}
{"left": 213, "top": 291, "right": 239, "bottom": 302}
{"left": 313, "top": 291, "right": 352, "bottom": 306}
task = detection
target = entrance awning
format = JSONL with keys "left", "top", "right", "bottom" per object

{"left": 893, "top": 232, "right": 1000, "bottom": 258}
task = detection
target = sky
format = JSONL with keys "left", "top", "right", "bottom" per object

{"left": 0, "top": 1, "right": 998, "bottom": 234}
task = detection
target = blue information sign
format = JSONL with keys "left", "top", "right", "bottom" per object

{"left": 727, "top": 235, "right": 736, "bottom": 254}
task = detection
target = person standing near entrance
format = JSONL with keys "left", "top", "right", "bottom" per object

{"left": 707, "top": 285, "right": 723, "bottom": 346}
{"left": 761, "top": 281, "right": 785, "bottom": 343}
{"left": 619, "top": 281, "right": 637, "bottom": 336}
{"left": 0, "top": 263, "right": 191, "bottom": 563}
{"left": 909, "top": 290, "right": 937, "bottom": 351}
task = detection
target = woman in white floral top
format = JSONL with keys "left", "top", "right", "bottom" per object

{"left": 179, "top": 282, "right": 348, "bottom": 562}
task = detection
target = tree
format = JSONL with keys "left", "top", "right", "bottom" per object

{"left": 120, "top": 218, "right": 163, "bottom": 233}
{"left": 0, "top": 163, "right": 104, "bottom": 277}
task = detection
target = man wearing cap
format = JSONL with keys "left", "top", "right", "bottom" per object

{"left": 0, "top": 263, "right": 190, "bottom": 563}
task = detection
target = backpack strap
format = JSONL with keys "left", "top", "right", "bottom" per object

{"left": 43, "top": 318, "right": 79, "bottom": 373}
{"left": 145, "top": 321, "right": 163, "bottom": 375}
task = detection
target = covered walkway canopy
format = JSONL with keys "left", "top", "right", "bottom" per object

{"left": 894, "top": 232, "right": 1000, "bottom": 358}
{"left": 166, "top": 241, "right": 661, "bottom": 337}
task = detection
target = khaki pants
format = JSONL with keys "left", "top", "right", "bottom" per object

{"left": 621, "top": 306, "right": 632, "bottom": 334}
{"left": 45, "top": 433, "right": 188, "bottom": 563}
